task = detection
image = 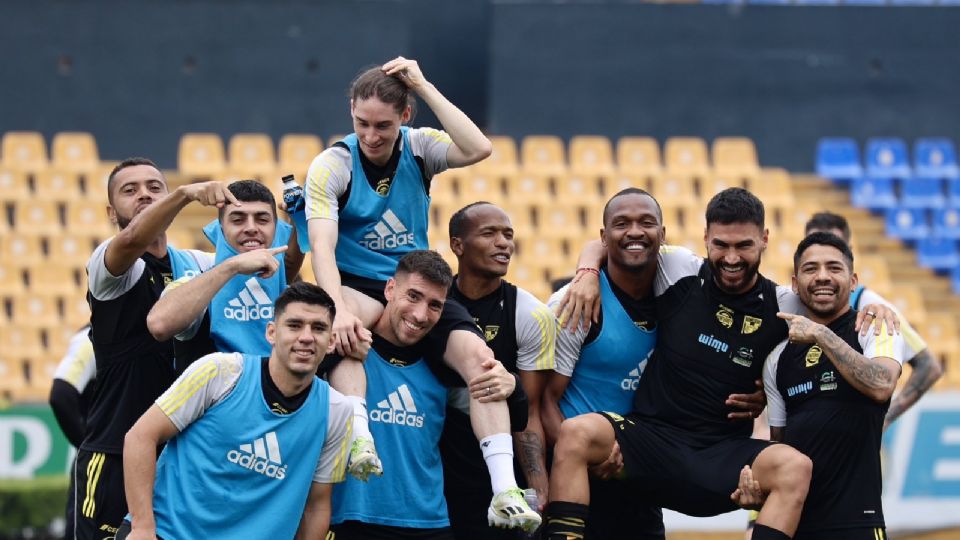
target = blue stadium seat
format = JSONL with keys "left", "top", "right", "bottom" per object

{"left": 816, "top": 137, "right": 863, "bottom": 184}
{"left": 866, "top": 137, "right": 912, "bottom": 180}
{"left": 885, "top": 208, "right": 929, "bottom": 241}
{"left": 900, "top": 177, "right": 946, "bottom": 209}
{"left": 953, "top": 266, "right": 960, "bottom": 295}
{"left": 917, "top": 237, "right": 960, "bottom": 272}
{"left": 914, "top": 138, "right": 960, "bottom": 179}
{"left": 950, "top": 179, "right": 960, "bottom": 206}
{"left": 851, "top": 177, "right": 898, "bottom": 210}
{"left": 932, "top": 208, "right": 960, "bottom": 239}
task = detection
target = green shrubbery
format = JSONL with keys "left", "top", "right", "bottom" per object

{"left": 0, "top": 477, "right": 69, "bottom": 539}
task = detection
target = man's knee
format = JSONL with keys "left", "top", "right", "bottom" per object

{"left": 759, "top": 446, "right": 812, "bottom": 495}
{"left": 555, "top": 415, "right": 609, "bottom": 462}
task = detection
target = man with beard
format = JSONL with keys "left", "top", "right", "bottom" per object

{"left": 77, "top": 158, "right": 237, "bottom": 539}
{"left": 764, "top": 232, "right": 903, "bottom": 539}
{"left": 442, "top": 201, "right": 556, "bottom": 539}
{"left": 543, "top": 188, "right": 898, "bottom": 540}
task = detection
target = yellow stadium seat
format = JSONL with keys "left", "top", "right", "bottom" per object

{"left": 33, "top": 169, "right": 84, "bottom": 203}
{"left": 278, "top": 134, "right": 323, "bottom": 178}
{"left": 521, "top": 136, "right": 567, "bottom": 177}
{"left": 51, "top": 132, "right": 99, "bottom": 174}
{"left": 700, "top": 175, "right": 745, "bottom": 201}
{"left": 178, "top": 133, "right": 226, "bottom": 179}
{"left": 537, "top": 205, "right": 583, "bottom": 240}
{"left": 459, "top": 174, "right": 505, "bottom": 206}
{"left": 432, "top": 240, "right": 458, "bottom": 273}
{"left": 0, "top": 236, "right": 45, "bottom": 267}
{"left": 428, "top": 170, "right": 459, "bottom": 207}
{"left": 27, "top": 265, "right": 82, "bottom": 296}
{"left": 473, "top": 136, "right": 519, "bottom": 177}
{"left": 886, "top": 285, "right": 927, "bottom": 326}
{"left": 605, "top": 174, "right": 652, "bottom": 197}
{"left": 1, "top": 131, "right": 48, "bottom": 173}
{"left": 9, "top": 295, "right": 61, "bottom": 328}
{"left": 0, "top": 264, "right": 24, "bottom": 296}
{"left": 85, "top": 162, "right": 117, "bottom": 200}
{"left": 0, "top": 169, "right": 31, "bottom": 203}
{"left": 748, "top": 168, "right": 795, "bottom": 212}
{"left": 63, "top": 295, "right": 92, "bottom": 329}
{"left": 555, "top": 174, "right": 603, "bottom": 208}
{"left": 65, "top": 199, "right": 113, "bottom": 239}
{"left": 712, "top": 137, "right": 760, "bottom": 182}
{"left": 515, "top": 237, "right": 567, "bottom": 271}
{"left": 925, "top": 312, "right": 959, "bottom": 361}
{"left": 327, "top": 135, "right": 347, "bottom": 148}
{"left": 0, "top": 327, "right": 45, "bottom": 360}
{"left": 855, "top": 256, "right": 893, "bottom": 297}
{"left": 569, "top": 136, "right": 615, "bottom": 178}
{"left": 616, "top": 137, "right": 663, "bottom": 179}
{"left": 48, "top": 235, "right": 96, "bottom": 268}
{"left": 651, "top": 175, "right": 698, "bottom": 208}
{"left": 228, "top": 133, "right": 276, "bottom": 180}
{"left": 505, "top": 260, "right": 550, "bottom": 297}
{"left": 13, "top": 200, "right": 61, "bottom": 236}
{"left": 664, "top": 137, "right": 711, "bottom": 179}
{"left": 502, "top": 203, "right": 537, "bottom": 239}
{"left": 504, "top": 172, "right": 552, "bottom": 205}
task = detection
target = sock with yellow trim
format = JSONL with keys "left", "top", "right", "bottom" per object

{"left": 543, "top": 501, "right": 588, "bottom": 540}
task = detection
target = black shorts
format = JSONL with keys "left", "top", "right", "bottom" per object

{"left": 598, "top": 412, "right": 772, "bottom": 517}
{"left": 330, "top": 520, "right": 455, "bottom": 540}
{"left": 74, "top": 450, "right": 126, "bottom": 540}
{"left": 340, "top": 274, "right": 480, "bottom": 388}
{"left": 586, "top": 475, "right": 664, "bottom": 540}
{"left": 795, "top": 527, "right": 887, "bottom": 540}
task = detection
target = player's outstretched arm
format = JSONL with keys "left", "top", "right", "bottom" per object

{"left": 884, "top": 347, "right": 942, "bottom": 430}
{"left": 105, "top": 181, "right": 239, "bottom": 277}
{"left": 124, "top": 405, "right": 179, "bottom": 540}
{"left": 556, "top": 240, "right": 606, "bottom": 332}
{"left": 295, "top": 482, "right": 333, "bottom": 540}
{"left": 779, "top": 312, "right": 902, "bottom": 402}
{"left": 146, "top": 246, "right": 286, "bottom": 341}
{"left": 382, "top": 56, "right": 492, "bottom": 168}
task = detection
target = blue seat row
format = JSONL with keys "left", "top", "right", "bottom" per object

{"left": 817, "top": 137, "right": 959, "bottom": 184}
{"left": 851, "top": 176, "right": 960, "bottom": 210}
{"left": 884, "top": 208, "right": 960, "bottom": 273}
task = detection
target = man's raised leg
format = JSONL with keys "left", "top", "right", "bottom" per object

{"left": 542, "top": 413, "right": 618, "bottom": 540}
{"left": 748, "top": 445, "right": 812, "bottom": 539}
{"left": 443, "top": 329, "right": 541, "bottom": 532}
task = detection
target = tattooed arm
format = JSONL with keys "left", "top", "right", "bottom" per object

{"left": 884, "top": 348, "right": 942, "bottom": 430}
{"left": 515, "top": 370, "right": 549, "bottom": 511}
{"left": 778, "top": 312, "right": 902, "bottom": 403}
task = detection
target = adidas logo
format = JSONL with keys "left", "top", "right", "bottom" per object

{"left": 226, "top": 431, "right": 287, "bottom": 480}
{"left": 359, "top": 209, "right": 415, "bottom": 251}
{"left": 370, "top": 384, "right": 425, "bottom": 428}
{"left": 224, "top": 277, "right": 274, "bottom": 321}
{"left": 620, "top": 354, "right": 651, "bottom": 391}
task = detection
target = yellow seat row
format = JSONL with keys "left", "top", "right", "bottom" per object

{"left": 179, "top": 133, "right": 323, "bottom": 181}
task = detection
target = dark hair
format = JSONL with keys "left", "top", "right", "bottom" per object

{"left": 448, "top": 201, "right": 495, "bottom": 239}
{"left": 107, "top": 157, "right": 164, "bottom": 205}
{"left": 793, "top": 231, "right": 855, "bottom": 272}
{"left": 804, "top": 212, "right": 851, "bottom": 243}
{"left": 274, "top": 281, "right": 336, "bottom": 320}
{"left": 218, "top": 180, "right": 277, "bottom": 221}
{"left": 396, "top": 250, "right": 453, "bottom": 289}
{"left": 705, "top": 187, "right": 765, "bottom": 228}
{"left": 350, "top": 65, "right": 416, "bottom": 119}
{"left": 602, "top": 187, "right": 662, "bottom": 227}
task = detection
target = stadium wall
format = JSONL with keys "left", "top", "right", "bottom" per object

{"left": 2, "top": 1, "right": 958, "bottom": 171}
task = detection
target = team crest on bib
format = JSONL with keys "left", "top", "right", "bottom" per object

{"left": 716, "top": 305, "right": 734, "bottom": 329}
{"left": 805, "top": 345, "right": 823, "bottom": 367}
{"left": 742, "top": 316, "right": 762, "bottom": 334}
{"left": 484, "top": 325, "right": 500, "bottom": 342}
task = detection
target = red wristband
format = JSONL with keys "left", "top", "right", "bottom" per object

{"left": 575, "top": 267, "right": 600, "bottom": 277}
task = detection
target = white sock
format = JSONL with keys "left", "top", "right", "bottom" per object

{"left": 345, "top": 395, "right": 372, "bottom": 443}
{"left": 480, "top": 433, "right": 518, "bottom": 494}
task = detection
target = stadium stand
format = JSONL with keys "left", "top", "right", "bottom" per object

{"left": 51, "top": 131, "right": 100, "bottom": 175}
{"left": 816, "top": 137, "right": 863, "bottom": 184}
{"left": 866, "top": 137, "right": 913, "bottom": 180}
{"left": 914, "top": 137, "right": 959, "bottom": 179}
{"left": 851, "top": 176, "right": 898, "bottom": 210}
{"left": 227, "top": 133, "right": 276, "bottom": 180}
{"left": 178, "top": 132, "right": 227, "bottom": 180}
{"left": 277, "top": 133, "right": 323, "bottom": 178}
{"left": 1, "top": 131, "right": 48, "bottom": 173}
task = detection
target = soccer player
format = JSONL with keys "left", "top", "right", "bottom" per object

{"left": 804, "top": 211, "right": 942, "bottom": 429}
{"left": 76, "top": 157, "right": 237, "bottom": 539}
{"left": 543, "top": 188, "right": 898, "bottom": 540}
{"left": 442, "top": 202, "right": 557, "bottom": 539}
{"left": 764, "top": 232, "right": 903, "bottom": 539}
{"left": 49, "top": 324, "right": 96, "bottom": 540}
{"left": 305, "top": 57, "right": 538, "bottom": 528}
{"left": 329, "top": 250, "right": 532, "bottom": 538}
{"left": 147, "top": 180, "right": 300, "bottom": 359}
{"left": 120, "top": 282, "right": 352, "bottom": 540}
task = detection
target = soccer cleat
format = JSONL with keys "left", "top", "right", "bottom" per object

{"left": 487, "top": 487, "right": 542, "bottom": 532}
{"left": 347, "top": 436, "right": 383, "bottom": 481}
